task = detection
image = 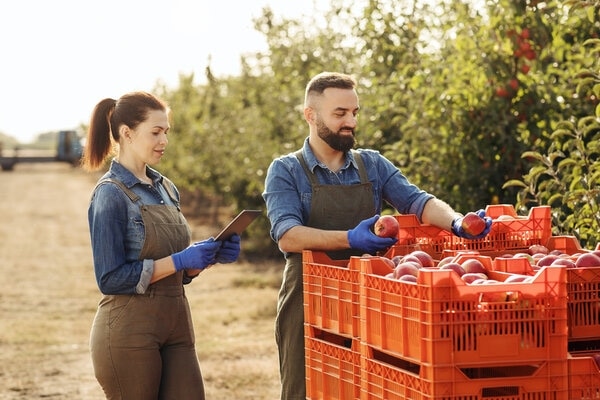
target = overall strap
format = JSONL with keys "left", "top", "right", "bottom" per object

{"left": 295, "top": 150, "right": 319, "bottom": 185}
{"left": 160, "top": 176, "right": 179, "bottom": 205}
{"left": 351, "top": 150, "right": 369, "bottom": 184}
{"left": 96, "top": 178, "right": 140, "bottom": 202}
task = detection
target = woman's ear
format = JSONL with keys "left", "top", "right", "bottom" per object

{"left": 119, "top": 126, "right": 130, "bottom": 140}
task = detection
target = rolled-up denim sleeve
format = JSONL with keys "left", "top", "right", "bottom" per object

{"left": 262, "top": 157, "right": 306, "bottom": 243}
{"left": 88, "top": 184, "right": 145, "bottom": 294}
{"left": 372, "top": 151, "right": 434, "bottom": 221}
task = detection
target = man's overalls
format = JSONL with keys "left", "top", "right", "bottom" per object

{"left": 276, "top": 151, "right": 375, "bottom": 399}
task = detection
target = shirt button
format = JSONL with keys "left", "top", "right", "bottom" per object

{"left": 160, "top": 201, "right": 164, "bottom": 204}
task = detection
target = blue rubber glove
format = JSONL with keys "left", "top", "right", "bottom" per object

{"left": 451, "top": 209, "right": 493, "bottom": 239}
{"left": 216, "top": 234, "right": 241, "bottom": 264}
{"left": 171, "top": 239, "right": 221, "bottom": 272}
{"left": 347, "top": 215, "right": 398, "bottom": 254}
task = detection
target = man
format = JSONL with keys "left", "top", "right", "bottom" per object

{"left": 262, "top": 71, "right": 491, "bottom": 399}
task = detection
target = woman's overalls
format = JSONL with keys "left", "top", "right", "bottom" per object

{"left": 90, "top": 178, "right": 205, "bottom": 400}
{"left": 275, "top": 151, "right": 375, "bottom": 400}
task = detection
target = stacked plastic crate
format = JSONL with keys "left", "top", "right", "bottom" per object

{"left": 303, "top": 251, "right": 362, "bottom": 399}
{"left": 359, "top": 255, "right": 569, "bottom": 399}
{"left": 303, "top": 204, "right": 600, "bottom": 399}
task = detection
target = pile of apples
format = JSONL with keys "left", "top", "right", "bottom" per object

{"left": 381, "top": 242, "right": 600, "bottom": 283}
{"left": 379, "top": 250, "right": 532, "bottom": 285}
{"left": 501, "top": 243, "right": 600, "bottom": 270}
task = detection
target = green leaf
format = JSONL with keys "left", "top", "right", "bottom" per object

{"left": 547, "top": 193, "right": 564, "bottom": 207}
{"left": 521, "top": 151, "right": 546, "bottom": 163}
{"left": 502, "top": 180, "right": 527, "bottom": 189}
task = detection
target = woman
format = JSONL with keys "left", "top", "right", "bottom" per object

{"left": 82, "top": 91, "right": 240, "bottom": 399}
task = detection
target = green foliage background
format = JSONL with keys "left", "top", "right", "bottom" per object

{"left": 98, "top": 0, "right": 600, "bottom": 255}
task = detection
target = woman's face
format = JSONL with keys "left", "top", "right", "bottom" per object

{"left": 127, "top": 109, "right": 169, "bottom": 165}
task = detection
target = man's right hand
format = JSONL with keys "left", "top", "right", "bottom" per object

{"left": 348, "top": 215, "right": 398, "bottom": 254}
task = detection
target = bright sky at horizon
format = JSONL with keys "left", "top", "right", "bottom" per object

{"left": 0, "top": 0, "right": 322, "bottom": 143}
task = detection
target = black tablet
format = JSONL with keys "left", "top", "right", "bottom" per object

{"left": 215, "top": 210, "right": 262, "bottom": 241}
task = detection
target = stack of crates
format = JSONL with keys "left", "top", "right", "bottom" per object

{"left": 303, "top": 251, "right": 362, "bottom": 399}
{"left": 303, "top": 204, "right": 600, "bottom": 399}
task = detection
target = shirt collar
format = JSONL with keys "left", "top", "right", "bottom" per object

{"left": 108, "top": 159, "right": 163, "bottom": 188}
{"left": 301, "top": 137, "right": 358, "bottom": 172}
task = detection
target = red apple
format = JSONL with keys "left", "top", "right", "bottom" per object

{"left": 391, "top": 255, "right": 403, "bottom": 265}
{"left": 393, "top": 262, "right": 420, "bottom": 280}
{"left": 531, "top": 253, "right": 546, "bottom": 262}
{"left": 575, "top": 253, "right": 600, "bottom": 268}
{"left": 401, "top": 254, "right": 423, "bottom": 267}
{"left": 461, "top": 258, "right": 488, "bottom": 275}
{"left": 550, "top": 258, "right": 576, "bottom": 269}
{"left": 380, "top": 256, "right": 395, "bottom": 269}
{"left": 439, "top": 262, "right": 466, "bottom": 277}
{"left": 461, "top": 272, "right": 488, "bottom": 284}
{"left": 398, "top": 274, "right": 418, "bottom": 283}
{"left": 409, "top": 250, "right": 435, "bottom": 268}
{"left": 536, "top": 254, "right": 560, "bottom": 267}
{"left": 437, "top": 256, "right": 455, "bottom": 268}
{"left": 513, "top": 252, "right": 535, "bottom": 265}
{"left": 461, "top": 212, "right": 486, "bottom": 236}
{"left": 373, "top": 215, "right": 400, "bottom": 238}
{"left": 528, "top": 244, "right": 549, "bottom": 255}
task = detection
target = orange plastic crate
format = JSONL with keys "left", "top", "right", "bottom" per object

{"left": 386, "top": 205, "right": 551, "bottom": 260}
{"left": 303, "top": 251, "right": 396, "bottom": 338}
{"left": 360, "top": 343, "right": 569, "bottom": 400}
{"left": 303, "top": 250, "right": 359, "bottom": 338}
{"left": 305, "top": 325, "right": 361, "bottom": 400}
{"left": 567, "top": 265, "right": 600, "bottom": 340}
{"left": 568, "top": 353, "right": 600, "bottom": 399}
{"left": 359, "top": 256, "right": 568, "bottom": 366}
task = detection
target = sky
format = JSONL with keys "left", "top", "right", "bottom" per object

{"left": 0, "top": 0, "right": 323, "bottom": 143}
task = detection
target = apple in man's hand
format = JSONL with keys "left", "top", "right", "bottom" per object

{"left": 461, "top": 212, "right": 487, "bottom": 236}
{"left": 373, "top": 215, "right": 399, "bottom": 238}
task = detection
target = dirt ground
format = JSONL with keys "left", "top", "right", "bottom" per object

{"left": 0, "top": 162, "right": 282, "bottom": 399}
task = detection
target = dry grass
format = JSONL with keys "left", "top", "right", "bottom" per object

{"left": 0, "top": 163, "right": 282, "bottom": 399}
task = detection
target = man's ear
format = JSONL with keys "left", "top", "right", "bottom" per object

{"left": 304, "top": 107, "right": 314, "bottom": 124}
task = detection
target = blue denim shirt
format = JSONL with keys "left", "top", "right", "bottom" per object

{"left": 88, "top": 160, "right": 181, "bottom": 295}
{"left": 262, "top": 138, "right": 434, "bottom": 249}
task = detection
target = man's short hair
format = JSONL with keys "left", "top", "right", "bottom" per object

{"left": 304, "top": 72, "right": 357, "bottom": 106}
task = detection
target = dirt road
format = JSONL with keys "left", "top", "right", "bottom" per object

{"left": 0, "top": 163, "right": 280, "bottom": 399}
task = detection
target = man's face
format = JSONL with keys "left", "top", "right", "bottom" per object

{"left": 314, "top": 88, "right": 359, "bottom": 152}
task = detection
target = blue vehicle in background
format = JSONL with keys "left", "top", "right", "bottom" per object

{"left": 0, "top": 130, "right": 83, "bottom": 171}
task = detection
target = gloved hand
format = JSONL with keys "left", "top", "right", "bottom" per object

{"left": 216, "top": 234, "right": 241, "bottom": 264}
{"left": 348, "top": 215, "right": 398, "bottom": 254}
{"left": 451, "top": 209, "right": 493, "bottom": 239}
{"left": 171, "top": 239, "right": 222, "bottom": 272}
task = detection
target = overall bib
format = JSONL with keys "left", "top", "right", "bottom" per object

{"left": 90, "top": 179, "right": 205, "bottom": 400}
{"left": 276, "top": 151, "right": 375, "bottom": 400}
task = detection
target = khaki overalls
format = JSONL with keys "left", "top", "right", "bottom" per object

{"left": 90, "top": 178, "right": 205, "bottom": 400}
{"left": 276, "top": 151, "right": 375, "bottom": 400}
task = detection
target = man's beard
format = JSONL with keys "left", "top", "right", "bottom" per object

{"left": 316, "top": 117, "right": 355, "bottom": 152}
